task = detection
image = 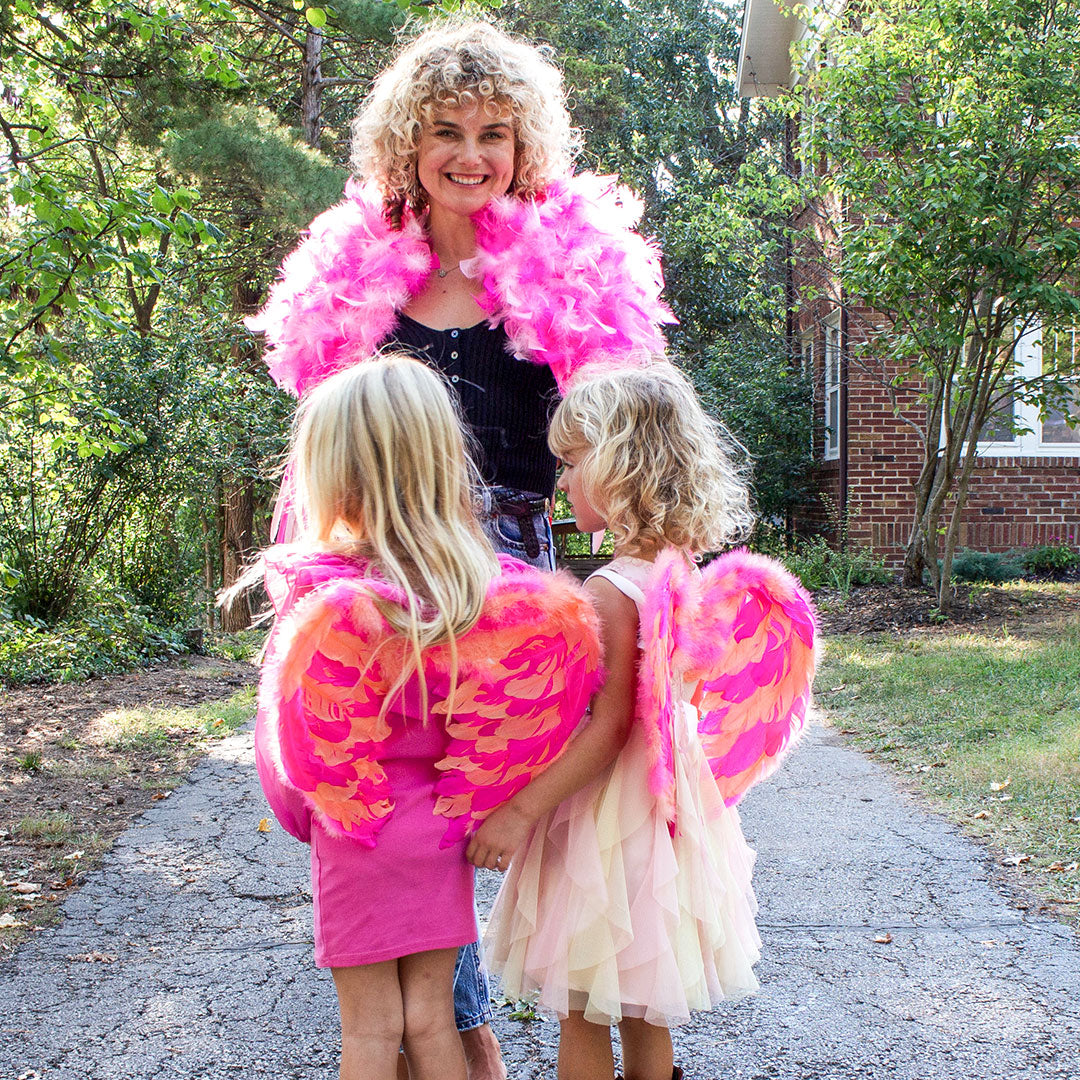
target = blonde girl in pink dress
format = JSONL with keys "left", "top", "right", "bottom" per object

{"left": 467, "top": 365, "right": 816, "bottom": 1080}
{"left": 248, "top": 354, "right": 601, "bottom": 1080}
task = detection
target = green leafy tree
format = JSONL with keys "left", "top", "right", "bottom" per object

{"left": 503, "top": 0, "right": 813, "bottom": 522}
{"left": 796, "top": 0, "right": 1080, "bottom": 608}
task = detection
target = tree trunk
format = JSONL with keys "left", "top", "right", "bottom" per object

{"left": 300, "top": 27, "right": 324, "bottom": 149}
{"left": 220, "top": 475, "right": 254, "bottom": 632}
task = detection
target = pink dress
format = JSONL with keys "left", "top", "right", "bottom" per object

{"left": 308, "top": 717, "right": 477, "bottom": 968}
{"left": 258, "top": 697, "right": 477, "bottom": 968}
{"left": 483, "top": 557, "right": 762, "bottom": 1026}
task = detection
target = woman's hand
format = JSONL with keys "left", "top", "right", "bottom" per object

{"left": 466, "top": 801, "right": 534, "bottom": 872}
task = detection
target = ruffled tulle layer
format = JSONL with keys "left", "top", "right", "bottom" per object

{"left": 484, "top": 716, "right": 761, "bottom": 1027}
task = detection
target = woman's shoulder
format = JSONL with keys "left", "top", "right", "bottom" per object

{"left": 246, "top": 180, "right": 434, "bottom": 396}
{"left": 468, "top": 172, "right": 675, "bottom": 390}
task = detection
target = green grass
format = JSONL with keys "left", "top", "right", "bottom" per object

{"left": 818, "top": 621, "right": 1080, "bottom": 914}
{"left": 17, "top": 751, "right": 44, "bottom": 773}
{"left": 91, "top": 686, "right": 256, "bottom": 751}
{"left": 14, "top": 812, "right": 75, "bottom": 845}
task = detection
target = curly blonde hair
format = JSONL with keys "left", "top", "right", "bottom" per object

{"left": 549, "top": 364, "right": 756, "bottom": 555}
{"left": 351, "top": 18, "right": 579, "bottom": 218}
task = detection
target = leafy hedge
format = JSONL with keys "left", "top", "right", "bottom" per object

{"left": 0, "top": 589, "right": 186, "bottom": 687}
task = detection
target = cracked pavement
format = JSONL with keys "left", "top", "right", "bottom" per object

{"left": 1, "top": 719, "right": 1078, "bottom": 1079}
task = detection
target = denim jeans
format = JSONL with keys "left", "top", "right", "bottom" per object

{"left": 479, "top": 488, "right": 556, "bottom": 572}
{"left": 452, "top": 488, "right": 555, "bottom": 1030}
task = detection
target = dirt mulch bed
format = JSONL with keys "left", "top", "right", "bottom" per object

{"left": 0, "top": 656, "right": 256, "bottom": 951}
{"left": 815, "top": 580, "right": 1080, "bottom": 636}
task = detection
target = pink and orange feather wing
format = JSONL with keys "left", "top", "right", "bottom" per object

{"left": 259, "top": 578, "right": 409, "bottom": 846}
{"left": 634, "top": 549, "right": 688, "bottom": 826}
{"left": 433, "top": 568, "right": 603, "bottom": 848}
{"left": 682, "top": 550, "right": 817, "bottom": 807}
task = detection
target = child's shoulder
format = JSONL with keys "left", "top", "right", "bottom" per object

{"left": 481, "top": 554, "right": 601, "bottom": 638}
{"left": 263, "top": 544, "right": 369, "bottom": 615}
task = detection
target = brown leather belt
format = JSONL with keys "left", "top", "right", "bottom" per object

{"left": 487, "top": 486, "right": 550, "bottom": 559}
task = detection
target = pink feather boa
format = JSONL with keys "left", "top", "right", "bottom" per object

{"left": 247, "top": 174, "right": 675, "bottom": 396}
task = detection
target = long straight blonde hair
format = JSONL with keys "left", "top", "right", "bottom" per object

{"left": 290, "top": 353, "right": 499, "bottom": 711}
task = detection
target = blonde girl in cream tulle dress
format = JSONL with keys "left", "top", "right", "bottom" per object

{"left": 466, "top": 365, "right": 817, "bottom": 1080}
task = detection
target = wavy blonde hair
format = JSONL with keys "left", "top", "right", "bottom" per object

{"left": 549, "top": 364, "right": 756, "bottom": 555}
{"left": 351, "top": 18, "right": 579, "bottom": 219}
{"left": 291, "top": 354, "right": 499, "bottom": 712}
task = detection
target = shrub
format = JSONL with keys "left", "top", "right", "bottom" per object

{"left": 780, "top": 536, "right": 892, "bottom": 594}
{"left": 1020, "top": 543, "right": 1080, "bottom": 577}
{"left": 946, "top": 548, "right": 1025, "bottom": 584}
{"left": 0, "top": 585, "right": 186, "bottom": 687}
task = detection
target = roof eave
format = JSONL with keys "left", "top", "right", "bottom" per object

{"left": 736, "top": 0, "right": 805, "bottom": 99}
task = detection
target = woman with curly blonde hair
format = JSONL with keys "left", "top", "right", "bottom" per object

{"left": 249, "top": 18, "right": 676, "bottom": 1079}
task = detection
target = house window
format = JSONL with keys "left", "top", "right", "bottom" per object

{"left": 823, "top": 313, "right": 841, "bottom": 461}
{"left": 979, "top": 324, "right": 1017, "bottom": 443}
{"left": 1041, "top": 325, "right": 1080, "bottom": 444}
{"left": 977, "top": 323, "right": 1080, "bottom": 456}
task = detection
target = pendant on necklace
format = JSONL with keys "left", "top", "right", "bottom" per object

{"left": 437, "top": 264, "right": 457, "bottom": 279}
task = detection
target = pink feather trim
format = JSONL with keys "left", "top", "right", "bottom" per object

{"left": 247, "top": 174, "right": 675, "bottom": 398}
{"left": 469, "top": 174, "right": 676, "bottom": 391}
{"left": 635, "top": 548, "right": 817, "bottom": 822}
{"left": 246, "top": 179, "right": 433, "bottom": 396}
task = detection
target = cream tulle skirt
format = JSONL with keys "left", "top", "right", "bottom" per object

{"left": 484, "top": 714, "right": 761, "bottom": 1027}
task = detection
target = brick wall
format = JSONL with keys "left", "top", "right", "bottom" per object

{"left": 793, "top": 266, "right": 1080, "bottom": 564}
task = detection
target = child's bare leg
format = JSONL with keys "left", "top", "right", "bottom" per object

{"left": 617, "top": 1016, "right": 673, "bottom": 1080}
{"left": 558, "top": 1010, "right": 615, "bottom": 1080}
{"left": 400, "top": 947, "right": 468, "bottom": 1080}
{"left": 332, "top": 961, "right": 404, "bottom": 1080}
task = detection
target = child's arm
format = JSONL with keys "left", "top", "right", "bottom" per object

{"left": 466, "top": 576, "right": 639, "bottom": 870}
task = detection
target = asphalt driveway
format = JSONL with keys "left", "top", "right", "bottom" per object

{"left": 1, "top": 719, "right": 1077, "bottom": 1080}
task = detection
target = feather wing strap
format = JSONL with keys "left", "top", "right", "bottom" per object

{"left": 433, "top": 562, "right": 604, "bottom": 847}
{"left": 637, "top": 549, "right": 817, "bottom": 820}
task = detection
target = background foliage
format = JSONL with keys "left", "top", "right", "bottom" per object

{"left": 1, "top": 0, "right": 808, "bottom": 682}
{"left": 793, "top": 0, "right": 1080, "bottom": 609}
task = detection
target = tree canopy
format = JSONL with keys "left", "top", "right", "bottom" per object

{"left": 795, "top": 0, "right": 1080, "bottom": 606}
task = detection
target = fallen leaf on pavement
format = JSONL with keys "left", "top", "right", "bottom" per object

{"left": 67, "top": 952, "right": 117, "bottom": 963}
{"left": 257, "top": 818, "right": 272, "bottom": 833}
{"left": 873, "top": 932, "right": 893, "bottom": 944}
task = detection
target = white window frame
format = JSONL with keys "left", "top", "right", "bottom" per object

{"left": 976, "top": 323, "right": 1080, "bottom": 457}
{"left": 823, "top": 312, "right": 841, "bottom": 461}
